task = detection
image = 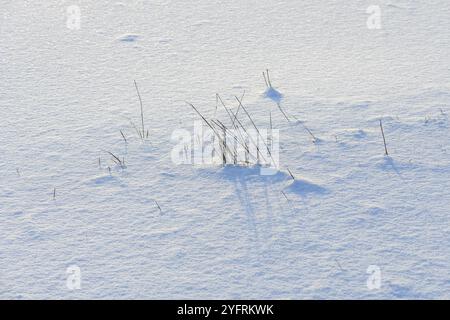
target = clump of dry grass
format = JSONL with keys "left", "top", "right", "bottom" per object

{"left": 103, "top": 150, "right": 126, "bottom": 169}
{"left": 188, "top": 90, "right": 279, "bottom": 169}
{"left": 129, "top": 80, "right": 150, "bottom": 141}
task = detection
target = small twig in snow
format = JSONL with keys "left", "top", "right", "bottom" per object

{"left": 155, "top": 200, "right": 162, "bottom": 215}
{"left": 134, "top": 80, "right": 145, "bottom": 140}
{"left": 379, "top": 119, "right": 389, "bottom": 156}
{"left": 335, "top": 258, "right": 345, "bottom": 272}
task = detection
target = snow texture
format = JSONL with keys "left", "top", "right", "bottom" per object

{"left": 1, "top": 0, "right": 450, "bottom": 299}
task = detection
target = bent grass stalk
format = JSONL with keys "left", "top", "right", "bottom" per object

{"left": 134, "top": 80, "right": 145, "bottom": 140}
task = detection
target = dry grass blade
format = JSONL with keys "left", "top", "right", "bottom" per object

{"left": 269, "top": 111, "right": 273, "bottom": 131}
{"left": 155, "top": 200, "right": 162, "bottom": 214}
{"left": 134, "top": 80, "right": 145, "bottom": 139}
{"left": 187, "top": 102, "right": 234, "bottom": 161}
{"left": 287, "top": 168, "right": 295, "bottom": 180}
{"left": 277, "top": 102, "right": 290, "bottom": 122}
{"left": 120, "top": 130, "right": 127, "bottom": 144}
{"left": 379, "top": 119, "right": 389, "bottom": 156}
{"left": 130, "top": 120, "right": 143, "bottom": 139}
{"left": 303, "top": 124, "right": 317, "bottom": 143}
{"left": 281, "top": 191, "right": 290, "bottom": 202}
{"left": 263, "top": 71, "right": 269, "bottom": 88}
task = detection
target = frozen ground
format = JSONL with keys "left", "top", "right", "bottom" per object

{"left": 1, "top": 1, "right": 450, "bottom": 299}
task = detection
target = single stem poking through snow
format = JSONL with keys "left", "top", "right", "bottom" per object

{"left": 291, "top": 115, "right": 318, "bottom": 143}
{"left": 263, "top": 71, "right": 269, "bottom": 88}
{"left": 134, "top": 80, "right": 145, "bottom": 140}
{"left": 335, "top": 258, "right": 345, "bottom": 272}
{"left": 287, "top": 168, "right": 296, "bottom": 181}
{"left": 277, "top": 102, "right": 290, "bottom": 122}
{"left": 105, "top": 151, "right": 125, "bottom": 168}
{"left": 235, "top": 96, "right": 275, "bottom": 165}
{"left": 120, "top": 130, "right": 127, "bottom": 144}
{"left": 215, "top": 93, "right": 257, "bottom": 163}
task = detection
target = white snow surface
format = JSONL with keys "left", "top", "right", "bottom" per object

{"left": 1, "top": 0, "right": 450, "bottom": 299}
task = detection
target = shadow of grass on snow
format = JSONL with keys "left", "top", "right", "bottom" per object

{"left": 200, "top": 165, "right": 328, "bottom": 196}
